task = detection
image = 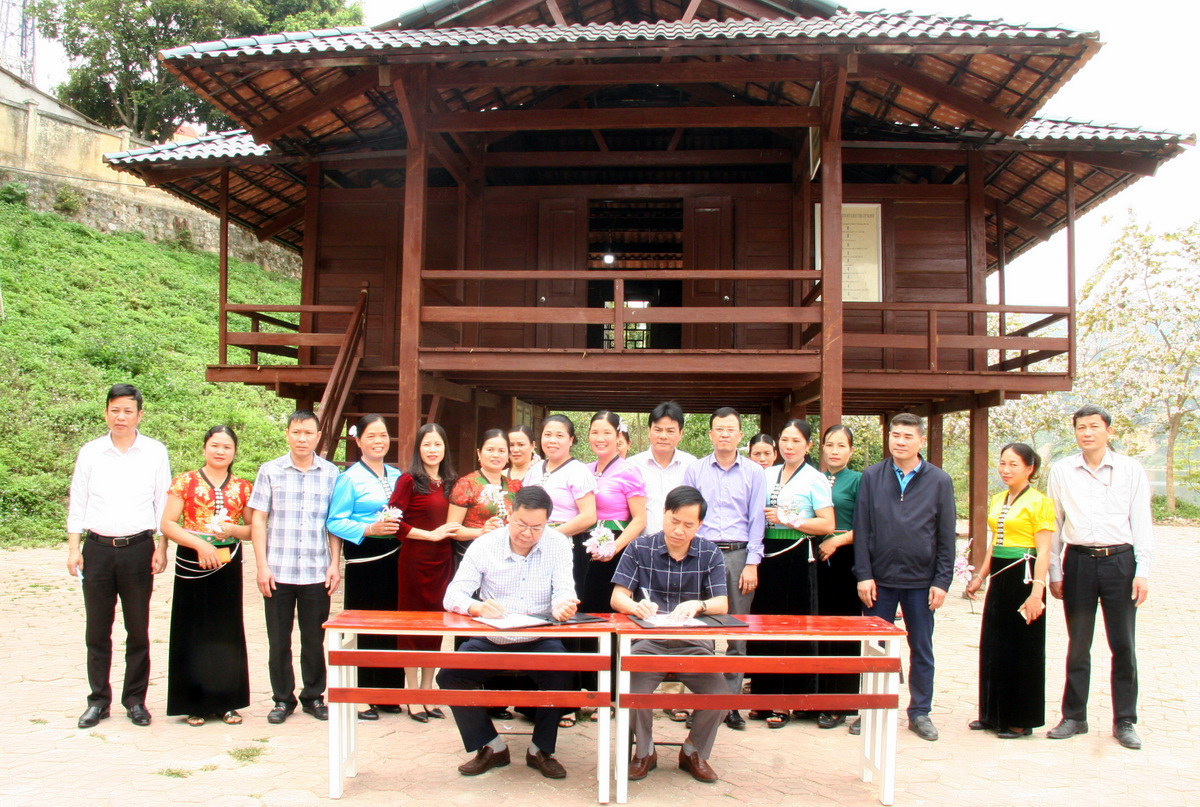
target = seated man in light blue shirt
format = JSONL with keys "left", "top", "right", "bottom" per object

{"left": 438, "top": 485, "right": 579, "bottom": 779}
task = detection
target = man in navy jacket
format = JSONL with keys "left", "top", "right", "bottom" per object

{"left": 853, "top": 413, "right": 956, "bottom": 741}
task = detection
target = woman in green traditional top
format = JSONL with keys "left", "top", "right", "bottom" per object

{"left": 749, "top": 418, "right": 835, "bottom": 729}
{"left": 965, "top": 442, "right": 1054, "bottom": 738}
{"left": 815, "top": 424, "right": 864, "bottom": 730}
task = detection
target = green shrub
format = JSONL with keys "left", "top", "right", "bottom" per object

{"left": 1151, "top": 494, "right": 1200, "bottom": 522}
{"left": 0, "top": 181, "right": 29, "bottom": 206}
{"left": 53, "top": 185, "right": 84, "bottom": 215}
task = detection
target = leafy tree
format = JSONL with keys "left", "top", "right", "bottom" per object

{"left": 1076, "top": 218, "right": 1200, "bottom": 513}
{"left": 33, "top": 0, "right": 363, "bottom": 143}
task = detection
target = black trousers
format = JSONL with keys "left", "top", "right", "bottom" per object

{"left": 1061, "top": 546, "right": 1138, "bottom": 723}
{"left": 82, "top": 536, "right": 155, "bottom": 708}
{"left": 263, "top": 582, "right": 331, "bottom": 705}
{"left": 437, "top": 637, "right": 571, "bottom": 754}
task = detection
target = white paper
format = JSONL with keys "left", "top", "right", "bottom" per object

{"left": 641, "top": 615, "right": 707, "bottom": 627}
{"left": 473, "top": 614, "right": 551, "bottom": 630}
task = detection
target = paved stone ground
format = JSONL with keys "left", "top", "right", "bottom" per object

{"left": 3, "top": 528, "right": 1198, "bottom": 807}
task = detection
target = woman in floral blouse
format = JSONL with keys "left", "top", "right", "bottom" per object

{"left": 447, "top": 429, "right": 522, "bottom": 563}
{"left": 160, "top": 425, "right": 253, "bottom": 727}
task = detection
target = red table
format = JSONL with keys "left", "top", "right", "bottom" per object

{"left": 323, "top": 610, "right": 620, "bottom": 801}
{"left": 612, "top": 614, "right": 906, "bottom": 805}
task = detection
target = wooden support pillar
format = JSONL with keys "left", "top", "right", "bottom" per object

{"left": 218, "top": 168, "right": 229, "bottom": 366}
{"left": 966, "top": 152, "right": 987, "bottom": 371}
{"left": 1065, "top": 153, "right": 1077, "bottom": 380}
{"left": 395, "top": 68, "right": 430, "bottom": 454}
{"left": 968, "top": 404, "right": 989, "bottom": 572}
{"left": 926, "top": 413, "right": 943, "bottom": 467}
{"left": 299, "top": 163, "right": 322, "bottom": 370}
{"left": 818, "top": 56, "right": 847, "bottom": 434}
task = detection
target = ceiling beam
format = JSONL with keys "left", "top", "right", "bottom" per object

{"left": 249, "top": 69, "right": 379, "bottom": 144}
{"left": 1043, "top": 149, "right": 1159, "bottom": 178}
{"left": 985, "top": 192, "right": 1053, "bottom": 241}
{"left": 428, "top": 59, "right": 821, "bottom": 89}
{"left": 255, "top": 205, "right": 305, "bottom": 242}
{"left": 425, "top": 105, "right": 821, "bottom": 133}
{"left": 482, "top": 148, "right": 792, "bottom": 167}
{"left": 857, "top": 55, "right": 1023, "bottom": 137}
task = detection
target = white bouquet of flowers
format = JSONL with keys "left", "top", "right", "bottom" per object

{"left": 584, "top": 525, "right": 618, "bottom": 560}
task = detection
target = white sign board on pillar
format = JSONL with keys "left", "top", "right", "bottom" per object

{"left": 814, "top": 203, "right": 883, "bottom": 303}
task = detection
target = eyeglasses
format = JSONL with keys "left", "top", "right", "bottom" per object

{"left": 711, "top": 428, "right": 740, "bottom": 436}
{"left": 512, "top": 520, "right": 546, "bottom": 536}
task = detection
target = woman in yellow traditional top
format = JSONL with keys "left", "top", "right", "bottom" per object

{"left": 965, "top": 442, "right": 1055, "bottom": 738}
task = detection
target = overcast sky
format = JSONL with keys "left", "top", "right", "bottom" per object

{"left": 35, "top": 0, "right": 1197, "bottom": 304}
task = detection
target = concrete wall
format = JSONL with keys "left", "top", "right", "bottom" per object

{"left": 0, "top": 69, "right": 299, "bottom": 276}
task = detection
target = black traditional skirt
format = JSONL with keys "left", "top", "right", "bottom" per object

{"left": 749, "top": 529, "right": 818, "bottom": 696}
{"left": 815, "top": 534, "right": 862, "bottom": 699}
{"left": 343, "top": 536, "right": 406, "bottom": 690}
{"left": 166, "top": 543, "right": 250, "bottom": 716}
{"left": 978, "top": 549, "right": 1046, "bottom": 729}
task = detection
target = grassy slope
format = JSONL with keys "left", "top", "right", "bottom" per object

{"left": 0, "top": 203, "right": 301, "bottom": 546}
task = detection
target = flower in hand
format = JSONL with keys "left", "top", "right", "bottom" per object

{"left": 583, "top": 526, "right": 617, "bottom": 559}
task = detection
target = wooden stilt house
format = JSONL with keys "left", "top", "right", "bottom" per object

{"left": 105, "top": 0, "right": 1191, "bottom": 553}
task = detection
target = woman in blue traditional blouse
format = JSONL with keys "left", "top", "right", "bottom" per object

{"left": 326, "top": 414, "right": 404, "bottom": 720}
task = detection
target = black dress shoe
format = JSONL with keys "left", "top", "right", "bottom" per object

{"left": 1047, "top": 718, "right": 1088, "bottom": 739}
{"left": 458, "top": 746, "right": 511, "bottom": 776}
{"left": 78, "top": 706, "right": 109, "bottom": 728}
{"left": 358, "top": 707, "right": 379, "bottom": 720}
{"left": 996, "top": 727, "right": 1033, "bottom": 738}
{"left": 302, "top": 699, "right": 329, "bottom": 721}
{"left": 267, "top": 701, "right": 296, "bottom": 724}
{"left": 848, "top": 717, "right": 861, "bottom": 735}
{"left": 526, "top": 749, "right": 567, "bottom": 779}
{"left": 127, "top": 704, "right": 151, "bottom": 727}
{"left": 376, "top": 704, "right": 403, "bottom": 714}
{"left": 1114, "top": 719, "right": 1142, "bottom": 750}
{"left": 725, "top": 710, "right": 746, "bottom": 730}
{"left": 817, "top": 713, "right": 846, "bottom": 729}
{"left": 488, "top": 707, "right": 514, "bottom": 720}
{"left": 968, "top": 719, "right": 987, "bottom": 731}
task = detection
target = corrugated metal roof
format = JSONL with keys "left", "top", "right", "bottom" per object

{"left": 1013, "top": 118, "right": 1191, "bottom": 142}
{"left": 105, "top": 130, "right": 271, "bottom": 164}
{"left": 160, "top": 12, "right": 1091, "bottom": 62}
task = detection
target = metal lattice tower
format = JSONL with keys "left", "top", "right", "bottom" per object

{"left": 0, "top": 0, "right": 35, "bottom": 82}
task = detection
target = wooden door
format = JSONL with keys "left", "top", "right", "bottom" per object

{"left": 733, "top": 197, "right": 792, "bottom": 349}
{"left": 683, "top": 196, "right": 733, "bottom": 349}
{"left": 536, "top": 197, "right": 589, "bottom": 349}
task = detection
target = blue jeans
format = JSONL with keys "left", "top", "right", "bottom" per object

{"left": 864, "top": 586, "right": 935, "bottom": 720}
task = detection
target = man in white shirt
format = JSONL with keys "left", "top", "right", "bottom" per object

{"left": 438, "top": 486, "right": 579, "bottom": 779}
{"left": 1046, "top": 404, "right": 1153, "bottom": 750}
{"left": 66, "top": 384, "right": 171, "bottom": 729}
{"left": 627, "top": 401, "right": 696, "bottom": 538}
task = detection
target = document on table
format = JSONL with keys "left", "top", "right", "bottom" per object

{"left": 630, "top": 615, "right": 708, "bottom": 628}
{"left": 472, "top": 614, "right": 552, "bottom": 629}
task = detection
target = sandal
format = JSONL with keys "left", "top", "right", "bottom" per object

{"left": 222, "top": 710, "right": 242, "bottom": 725}
{"left": 558, "top": 714, "right": 577, "bottom": 728}
{"left": 766, "top": 712, "right": 791, "bottom": 729}
{"left": 666, "top": 708, "right": 690, "bottom": 723}
{"left": 186, "top": 715, "right": 206, "bottom": 727}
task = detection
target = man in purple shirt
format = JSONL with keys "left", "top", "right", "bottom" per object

{"left": 681, "top": 407, "right": 765, "bottom": 729}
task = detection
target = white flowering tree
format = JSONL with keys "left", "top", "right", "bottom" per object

{"left": 1076, "top": 218, "right": 1200, "bottom": 512}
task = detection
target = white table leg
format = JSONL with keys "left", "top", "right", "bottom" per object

{"left": 344, "top": 631, "right": 358, "bottom": 778}
{"left": 614, "top": 635, "right": 631, "bottom": 805}
{"left": 879, "top": 637, "right": 899, "bottom": 806}
{"left": 328, "top": 627, "right": 345, "bottom": 799}
{"left": 597, "top": 632, "right": 611, "bottom": 804}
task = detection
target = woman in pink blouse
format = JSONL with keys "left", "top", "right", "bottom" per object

{"left": 582, "top": 410, "right": 647, "bottom": 614}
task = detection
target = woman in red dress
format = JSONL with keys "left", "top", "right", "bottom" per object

{"left": 387, "top": 422, "right": 460, "bottom": 722}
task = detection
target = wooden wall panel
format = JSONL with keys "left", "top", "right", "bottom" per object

{"left": 477, "top": 200, "right": 538, "bottom": 348}
{"left": 422, "top": 200, "right": 462, "bottom": 348}
{"left": 536, "top": 197, "right": 589, "bottom": 349}
{"left": 314, "top": 198, "right": 401, "bottom": 365}
{"left": 734, "top": 197, "right": 792, "bottom": 349}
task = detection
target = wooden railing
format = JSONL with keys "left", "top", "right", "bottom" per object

{"left": 222, "top": 304, "right": 358, "bottom": 362}
{"left": 842, "top": 302, "right": 1071, "bottom": 372}
{"left": 315, "top": 288, "right": 369, "bottom": 458}
{"left": 421, "top": 269, "right": 822, "bottom": 350}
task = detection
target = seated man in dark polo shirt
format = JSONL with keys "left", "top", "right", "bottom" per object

{"left": 610, "top": 485, "right": 729, "bottom": 784}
